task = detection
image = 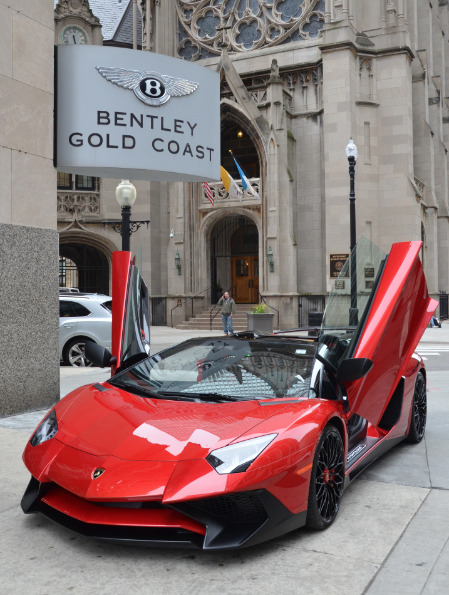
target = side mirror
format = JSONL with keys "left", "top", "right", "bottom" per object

{"left": 336, "top": 358, "right": 373, "bottom": 384}
{"left": 85, "top": 342, "right": 116, "bottom": 368}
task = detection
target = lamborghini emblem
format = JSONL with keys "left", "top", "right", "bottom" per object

{"left": 95, "top": 66, "right": 199, "bottom": 107}
{"left": 92, "top": 468, "right": 105, "bottom": 479}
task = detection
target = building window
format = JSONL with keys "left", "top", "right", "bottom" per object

{"left": 75, "top": 175, "right": 96, "bottom": 191}
{"left": 59, "top": 256, "right": 78, "bottom": 289}
{"left": 57, "top": 172, "right": 98, "bottom": 191}
{"left": 57, "top": 172, "right": 72, "bottom": 189}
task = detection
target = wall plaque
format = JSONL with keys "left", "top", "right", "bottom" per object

{"left": 330, "top": 254, "right": 349, "bottom": 278}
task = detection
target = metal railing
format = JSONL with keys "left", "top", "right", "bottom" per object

{"left": 257, "top": 291, "right": 280, "bottom": 330}
{"left": 298, "top": 295, "right": 327, "bottom": 327}
{"left": 170, "top": 286, "right": 211, "bottom": 328}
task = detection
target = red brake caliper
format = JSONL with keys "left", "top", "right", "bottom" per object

{"left": 323, "top": 468, "right": 334, "bottom": 483}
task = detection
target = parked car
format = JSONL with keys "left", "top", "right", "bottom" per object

{"left": 23, "top": 242, "right": 436, "bottom": 549}
{"left": 59, "top": 293, "right": 112, "bottom": 367}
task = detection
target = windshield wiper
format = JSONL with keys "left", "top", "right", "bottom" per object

{"left": 108, "top": 382, "right": 162, "bottom": 398}
{"left": 168, "top": 391, "right": 237, "bottom": 402}
{"left": 110, "top": 383, "right": 203, "bottom": 401}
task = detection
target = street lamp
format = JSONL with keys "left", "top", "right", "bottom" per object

{"left": 115, "top": 179, "right": 136, "bottom": 251}
{"left": 346, "top": 138, "right": 358, "bottom": 326}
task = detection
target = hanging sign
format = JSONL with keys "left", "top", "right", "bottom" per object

{"left": 55, "top": 45, "right": 220, "bottom": 182}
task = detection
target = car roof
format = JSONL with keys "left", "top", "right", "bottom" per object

{"left": 59, "top": 293, "right": 111, "bottom": 302}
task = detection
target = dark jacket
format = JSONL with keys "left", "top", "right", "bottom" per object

{"left": 218, "top": 296, "right": 235, "bottom": 315}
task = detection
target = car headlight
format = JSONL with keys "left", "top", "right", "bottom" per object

{"left": 30, "top": 410, "right": 58, "bottom": 447}
{"left": 206, "top": 434, "right": 277, "bottom": 474}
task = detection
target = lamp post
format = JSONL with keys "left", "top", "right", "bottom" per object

{"left": 115, "top": 179, "right": 137, "bottom": 252}
{"left": 346, "top": 138, "right": 358, "bottom": 326}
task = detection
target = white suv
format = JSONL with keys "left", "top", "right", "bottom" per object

{"left": 59, "top": 293, "right": 112, "bottom": 367}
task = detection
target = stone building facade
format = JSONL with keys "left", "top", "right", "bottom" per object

{"left": 56, "top": 0, "right": 449, "bottom": 329}
{"left": 1, "top": 1, "right": 59, "bottom": 416}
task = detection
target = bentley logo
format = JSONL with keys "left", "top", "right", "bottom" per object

{"left": 95, "top": 66, "right": 199, "bottom": 107}
{"left": 92, "top": 468, "right": 105, "bottom": 479}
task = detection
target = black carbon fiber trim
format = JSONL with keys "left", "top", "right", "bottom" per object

{"left": 22, "top": 480, "right": 307, "bottom": 550}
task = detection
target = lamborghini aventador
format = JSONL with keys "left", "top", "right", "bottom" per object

{"left": 21, "top": 239, "right": 436, "bottom": 549}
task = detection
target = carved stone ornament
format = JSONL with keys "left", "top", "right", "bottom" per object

{"left": 58, "top": 192, "right": 100, "bottom": 218}
{"left": 54, "top": 0, "right": 101, "bottom": 26}
{"left": 177, "top": 0, "right": 325, "bottom": 61}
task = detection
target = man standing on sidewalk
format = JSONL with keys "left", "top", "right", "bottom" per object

{"left": 218, "top": 292, "right": 236, "bottom": 335}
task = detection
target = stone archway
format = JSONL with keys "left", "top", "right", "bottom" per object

{"left": 199, "top": 207, "right": 261, "bottom": 304}
{"left": 59, "top": 230, "right": 117, "bottom": 295}
{"left": 209, "top": 215, "right": 259, "bottom": 304}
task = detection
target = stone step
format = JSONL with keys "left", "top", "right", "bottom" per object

{"left": 175, "top": 304, "right": 257, "bottom": 331}
{"left": 176, "top": 322, "right": 247, "bottom": 331}
{"left": 176, "top": 318, "right": 248, "bottom": 330}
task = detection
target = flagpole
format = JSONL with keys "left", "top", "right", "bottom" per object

{"left": 229, "top": 149, "right": 260, "bottom": 200}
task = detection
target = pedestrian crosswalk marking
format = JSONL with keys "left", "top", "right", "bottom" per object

{"left": 416, "top": 345, "right": 449, "bottom": 360}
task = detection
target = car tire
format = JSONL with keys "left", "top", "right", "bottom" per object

{"left": 306, "top": 424, "right": 345, "bottom": 530}
{"left": 63, "top": 338, "right": 94, "bottom": 367}
{"left": 406, "top": 372, "right": 427, "bottom": 443}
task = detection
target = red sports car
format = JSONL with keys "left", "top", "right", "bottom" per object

{"left": 21, "top": 239, "right": 437, "bottom": 549}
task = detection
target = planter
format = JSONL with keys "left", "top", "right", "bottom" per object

{"left": 246, "top": 312, "right": 274, "bottom": 334}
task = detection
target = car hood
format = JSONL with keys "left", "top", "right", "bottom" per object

{"left": 55, "top": 383, "right": 303, "bottom": 461}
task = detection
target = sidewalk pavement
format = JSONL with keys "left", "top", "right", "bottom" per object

{"left": 1, "top": 324, "right": 448, "bottom": 594}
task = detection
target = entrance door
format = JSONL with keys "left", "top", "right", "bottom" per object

{"left": 232, "top": 256, "right": 259, "bottom": 303}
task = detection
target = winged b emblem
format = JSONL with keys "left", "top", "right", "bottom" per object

{"left": 95, "top": 66, "right": 199, "bottom": 107}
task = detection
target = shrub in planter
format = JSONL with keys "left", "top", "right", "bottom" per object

{"left": 246, "top": 304, "right": 274, "bottom": 333}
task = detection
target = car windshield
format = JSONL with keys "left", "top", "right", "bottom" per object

{"left": 317, "top": 237, "right": 387, "bottom": 371}
{"left": 109, "top": 337, "right": 317, "bottom": 401}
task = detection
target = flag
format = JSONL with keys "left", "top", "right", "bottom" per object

{"left": 220, "top": 166, "right": 242, "bottom": 200}
{"left": 232, "top": 155, "right": 260, "bottom": 199}
{"left": 202, "top": 181, "right": 214, "bottom": 206}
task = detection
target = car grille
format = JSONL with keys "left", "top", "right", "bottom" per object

{"left": 179, "top": 491, "right": 268, "bottom": 526}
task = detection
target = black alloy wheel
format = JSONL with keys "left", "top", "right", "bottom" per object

{"left": 306, "top": 425, "right": 345, "bottom": 530}
{"left": 407, "top": 372, "right": 427, "bottom": 443}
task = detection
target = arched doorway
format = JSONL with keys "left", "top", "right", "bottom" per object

{"left": 59, "top": 243, "right": 109, "bottom": 295}
{"left": 210, "top": 215, "right": 258, "bottom": 304}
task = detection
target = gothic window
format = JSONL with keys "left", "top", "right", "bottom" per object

{"left": 358, "top": 57, "right": 374, "bottom": 102}
{"left": 176, "top": 0, "right": 325, "bottom": 60}
{"left": 236, "top": 20, "right": 262, "bottom": 49}
{"left": 197, "top": 10, "right": 221, "bottom": 37}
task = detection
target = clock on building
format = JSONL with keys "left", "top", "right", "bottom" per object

{"left": 62, "top": 25, "right": 88, "bottom": 45}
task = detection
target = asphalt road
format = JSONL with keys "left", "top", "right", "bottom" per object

{"left": 415, "top": 334, "right": 449, "bottom": 372}
{"left": 1, "top": 325, "right": 448, "bottom": 594}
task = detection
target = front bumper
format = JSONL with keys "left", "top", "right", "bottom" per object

{"left": 21, "top": 476, "right": 306, "bottom": 550}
